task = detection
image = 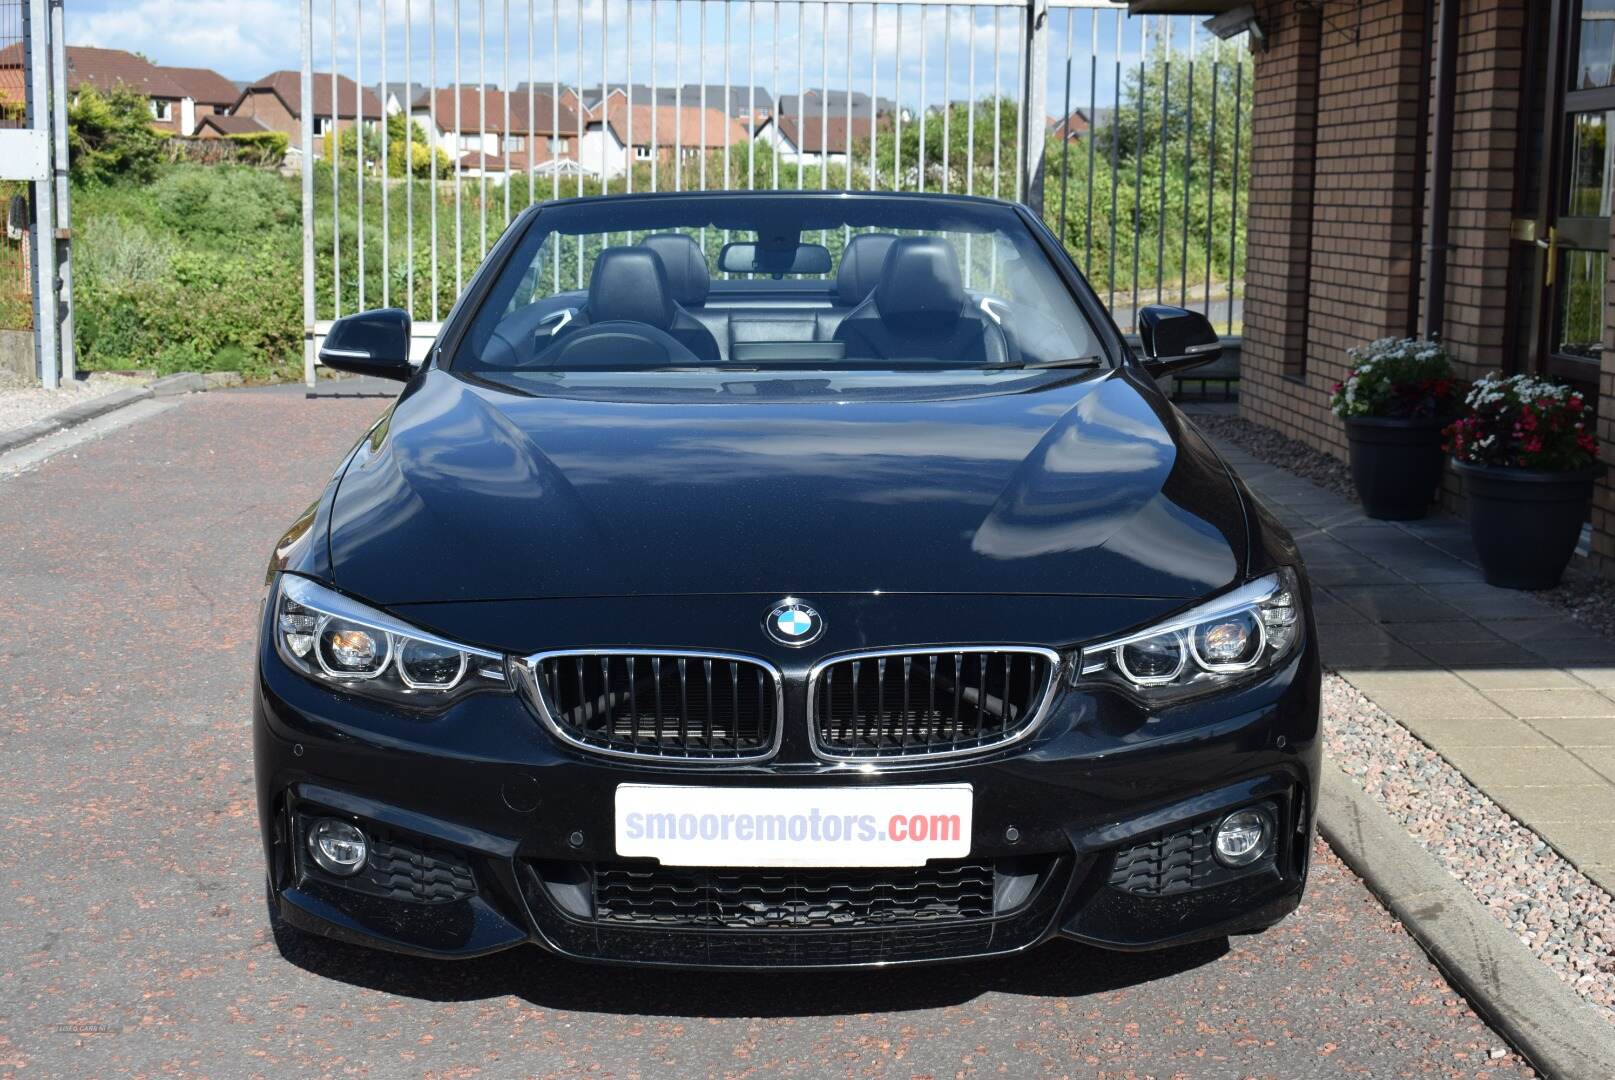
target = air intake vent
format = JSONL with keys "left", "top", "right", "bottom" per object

{"left": 809, "top": 648, "right": 1058, "bottom": 760}
{"left": 592, "top": 860, "right": 1000, "bottom": 929}
{"left": 526, "top": 650, "right": 782, "bottom": 761}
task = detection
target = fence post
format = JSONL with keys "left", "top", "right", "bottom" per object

{"left": 301, "top": 0, "right": 317, "bottom": 388}
{"left": 48, "top": 0, "right": 73, "bottom": 382}
{"left": 23, "top": 0, "right": 58, "bottom": 390}
{"left": 1020, "top": 0, "right": 1048, "bottom": 216}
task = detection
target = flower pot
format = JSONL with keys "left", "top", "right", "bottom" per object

{"left": 1344, "top": 415, "right": 1450, "bottom": 520}
{"left": 1452, "top": 460, "right": 1603, "bottom": 590}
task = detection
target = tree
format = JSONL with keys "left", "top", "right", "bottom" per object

{"left": 67, "top": 86, "right": 165, "bottom": 185}
{"left": 323, "top": 112, "right": 451, "bottom": 178}
{"left": 1040, "top": 37, "right": 1252, "bottom": 298}
{"left": 870, "top": 98, "right": 1021, "bottom": 194}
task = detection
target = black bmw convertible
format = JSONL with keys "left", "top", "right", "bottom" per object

{"left": 257, "top": 191, "right": 1320, "bottom": 969}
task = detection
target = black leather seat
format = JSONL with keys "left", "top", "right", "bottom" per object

{"left": 638, "top": 233, "right": 732, "bottom": 361}
{"left": 539, "top": 247, "right": 723, "bottom": 366}
{"left": 816, "top": 233, "right": 896, "bottom": 341}
{"left": 639, "top": 233, "right": 711, "bottom": 308}
{"left": 575, "top": 246, "right": 723, "bottom": 364}
{"left": 833, "top": 237, "right": 1009, "bottom": 365}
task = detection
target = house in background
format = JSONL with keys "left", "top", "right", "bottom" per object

{"left": 673, "top": 84, "right": 773, "bottom": 121}
{"left": 540, "top": 83, "right": 772, "bottom": 121}
{"left": 195, "top": 114, "right": 268, "bottom": 139}
{"left": 1047, "top": 108, "right": 1090, "bottom": 143}
{"left": 776, "top": 89, "right": 903, "bottom": 122}
{"left": 550, "top": 84, "right": 674, "bottom": 114}
{"left": 410, "top": 87, "right": 579, "bottom": 178}
{"left": 233, "top": 71, "right": 383, "bottom": 160}
{"left": 0, "top": 44, "right": 186, "bottom": 131}
{"left": 374, "top": 82, "right": 422, "bottom": 115}
{"left": 574, "top": 100, "right": 748, "bottom": 178}
{"left": 156, "top": 65, "right": 239, "bottom": 134}
{"left": 751, "top": 113, "right": 875, "bottom": 168}
{"left": 0, "top": 65, "right": 23, "bottom": 124}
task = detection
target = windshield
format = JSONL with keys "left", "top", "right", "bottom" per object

{"left": 451, "top": 194, "right": 1105, "bottom": 373}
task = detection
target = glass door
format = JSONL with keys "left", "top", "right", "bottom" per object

{"left": 1537, "top": 0, "right": 1615, "bottom": 391}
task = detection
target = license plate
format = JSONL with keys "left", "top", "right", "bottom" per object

{"left": 614, "top": 784, "right": 973, "bottom": 867}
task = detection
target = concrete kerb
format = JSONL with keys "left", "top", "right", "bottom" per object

{"left": 0, "top": 370, "right": 241, "bottom": 455}
{"left": 0, "top": 386, "right": 155, "bottom": 455}
{"left": 1318, "top": 765, "right": 1615, "bottom": 1078}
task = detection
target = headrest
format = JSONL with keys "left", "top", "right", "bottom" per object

{"left": 836, "top": 233, "right": 897, "bottom": 305}
{"left": 875, "top": 237, "right": 965, "bottom": 330}
{"left": 639, "top": 233, "right": 710, "bottom": 307}
{"left": 588, "top": 248, "right": 675, "bottom": 329}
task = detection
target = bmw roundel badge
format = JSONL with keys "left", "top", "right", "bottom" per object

{"left": 764, "top": 599, "right": 824, "bottom": 647}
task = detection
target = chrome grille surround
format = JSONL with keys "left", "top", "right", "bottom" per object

{"left": 806, "top": 646, "right": 1062, "bottom": 764}
{"left": 517, "top": 649, "right": 785, "bottom": 764}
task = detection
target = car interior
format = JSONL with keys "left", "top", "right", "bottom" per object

{"left": 468, "top": 225, "right": 1095, "bottom": 371}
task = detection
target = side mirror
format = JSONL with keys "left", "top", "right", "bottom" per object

{"left": 319, "top": 308, "right": 414, "bottom": 381}
{"left": 1137, "top": 305, "right": 1222, "bottom": 377}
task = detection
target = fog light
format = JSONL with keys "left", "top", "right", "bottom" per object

{"left": 1213, "top": 809, "right": 1271, "bottom": 867}
{"left": 307, "top": 818, "right": 368, "bottom": 876}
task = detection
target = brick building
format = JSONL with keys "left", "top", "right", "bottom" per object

{"left": 233, "top": 71, "right": 384, "bottom": 160}
{"left": 1138, "top": 0, "right": 1615, "bottom": 576}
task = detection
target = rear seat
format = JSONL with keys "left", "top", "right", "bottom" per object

{"left": 639, "top": 233, "right": 733, "bottom": 360}
{"left": 638, "top": 231, "right": 899, "bottom": 362}
{"left": 815, "top": 233, "right": 896, "bottom": 342}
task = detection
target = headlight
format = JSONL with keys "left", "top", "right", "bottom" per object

{"left": 1073, "top": 568, "right": 1302, "bottom": 703}
{"left": 273, "top": 574, "right": 508, "bottom": 707}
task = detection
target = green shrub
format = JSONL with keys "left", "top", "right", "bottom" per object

{"left": 226, "top": 130, "right": 290, "bottom": 167}
{"left": 152, "top": 166, "right": 296, "bottom": 243}
{"left": 74, "top": 214, "right": 176, "bottom": 293}
{"left": 73, "top": 164, "right": 302, "bottom": 381}
{"left": 68, "top": 86, "right": 165, "bottom": 185}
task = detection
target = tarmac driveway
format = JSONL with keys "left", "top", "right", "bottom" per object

{"left": 0, "top": 387, "right": 1531, "bottom": 1077}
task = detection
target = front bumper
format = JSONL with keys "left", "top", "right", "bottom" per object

{"left": 255, "top": 622, "right": 1321, "bottom": 970}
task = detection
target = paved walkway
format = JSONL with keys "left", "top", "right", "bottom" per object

{"left": 1201, "top": 430, "right": 1615, "bottom": 895}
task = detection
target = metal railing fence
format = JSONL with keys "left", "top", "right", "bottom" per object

{"left": 299, "top": 0, "right": 1250, "bottom": 383}
{"left": 0, "top": 0, "right": 72, "bottom": 385}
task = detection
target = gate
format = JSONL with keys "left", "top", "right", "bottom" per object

{"left": 0, "top": 0, "right": 73, "bottom": 388}
{"left": 298, "top": 0, "right": 1251, "bottom": 384}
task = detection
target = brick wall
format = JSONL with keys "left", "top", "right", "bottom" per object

{"left": 234, "top": 90, "right": 366, "bottom": 158}
{"left": 1241, "top": 0, "right": 1429, "bottom": 460}
{"left": 1598, "top": 213, "right": 1615, "bottom": 575}
{"left": 1233, "top": 0, "right": 1615, "bottom": 578}
{"left": 1438, "top": 0, "right": 1527, "bottom": 381}
{"left": 1239, "top": 3, "right": 1321, "bottom": 443}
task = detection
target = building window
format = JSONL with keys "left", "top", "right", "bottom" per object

{"left": 150, "top": 99, "right": 172, "bottom": 121}
{"left": 313, "top": 116, "right": 330, "bottom": 136}
{"left": 1577, "top": 0, "right": 1615, "bottom": 88}
{"left": 506, "top": 135, "right": 525, "bottom": 151}
{"left": 635, "top": 144, "right": 652, "bottom": 160}
{"left": 459, "top": 133, "right": 480, "bottom": 151}
{"left": 549, "top": 137, "right": 565, "bottom": 153}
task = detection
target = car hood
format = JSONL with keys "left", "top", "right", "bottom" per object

{"left": 326, "top": 368, "right": 1247, "bottom": 604}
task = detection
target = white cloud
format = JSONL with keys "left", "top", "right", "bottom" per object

{"left": 70, "top": 0, "right": 306, "bottom": 79}
{"left": 65, "top": 0, "right": 1170, "bottom": 108}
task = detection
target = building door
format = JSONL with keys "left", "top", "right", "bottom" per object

{"left": 1530, "top": 0, "right": 1615, "bottom": 394}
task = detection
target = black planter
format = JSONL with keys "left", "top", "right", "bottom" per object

{"left": 1344, "top": 415, "right": 1451, "bottom": 520}
{"left": 1453, "top": 459, "right": 1603, "bottom": 590}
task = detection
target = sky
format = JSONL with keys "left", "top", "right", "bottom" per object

{"left": 64, "top": 0, "right": 1243, "bottom": 115}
